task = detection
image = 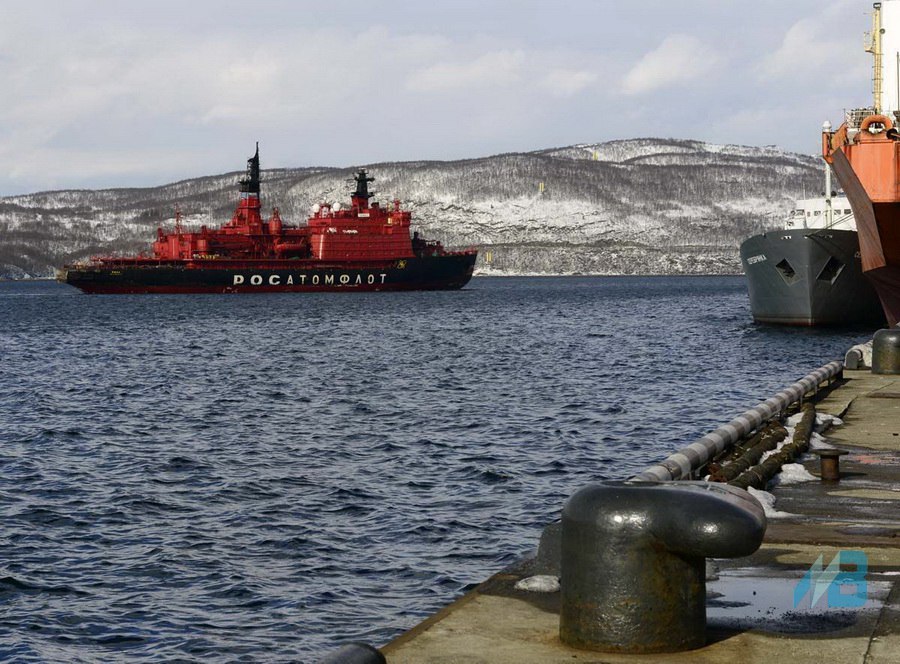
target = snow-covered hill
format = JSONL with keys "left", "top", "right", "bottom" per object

{"left": 0, "top": 138, "right": 824, "bottom": 278}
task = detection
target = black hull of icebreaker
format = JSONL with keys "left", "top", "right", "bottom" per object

{"left": 62, "top": 255, "right": 477, "bottom": 294}
{"left": 740, "top": 228, "right": 885, "bottom": 326}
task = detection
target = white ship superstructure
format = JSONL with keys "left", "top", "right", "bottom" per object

{"left": 784, "top": 197, "right": 856, "bottom": 231}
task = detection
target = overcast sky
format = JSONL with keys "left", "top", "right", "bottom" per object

{"left": 0, "top": 0, "right": 877, "bottom": 195}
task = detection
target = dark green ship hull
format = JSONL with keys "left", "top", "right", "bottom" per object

{"left": 740, "top": 228, "right": 885, "bottom": 326}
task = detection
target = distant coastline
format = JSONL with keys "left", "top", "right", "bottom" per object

{"left": 0, "top": 137, "right": 821, "bottom": 280}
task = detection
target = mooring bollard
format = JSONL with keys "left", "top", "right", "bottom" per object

{"left": 814, "top": 448, "right": 849, "bottom": 481}
{"left": 559, "top": 481, "right": 766, "bottom": 653}
{"left": 872, "top": 328, "right": 900, "bottom": 374}
{"left": 318, "top": 642, "right": 386, "bottom": 664}
{"left": 845, "top": 341, "right": 873, "bottom": 370}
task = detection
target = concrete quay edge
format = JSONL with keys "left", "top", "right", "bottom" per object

{"left": 381, "top": 369, "right": 900, "bottom": 663}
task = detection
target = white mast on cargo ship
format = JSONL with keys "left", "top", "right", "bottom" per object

{"left": 868, "top": 1, "right": 900, "bottom": 116}
{"left": 866, "top": 3, "right": 884, "bottom": 112}
{"left": 823, "top": 121, "right": 834, "bottom": 228}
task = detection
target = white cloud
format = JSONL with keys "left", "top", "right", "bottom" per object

{"left": 0, "top": 11, "right": 615, "bottom": 193}
{"left": 406, "top": 52, "right": 598, "bottom": 99}
{"left": 622, "top": 34, "right": 720, "bottom": 95}
{"left": 0, "top": 1, "right": 882, "bottom": 194}
{"left": 406, "top": 50, "right": 527, "bottom": 92}
{"left": 760, "top": 3, "right": 866, "bottom": 86}
{"left": 539, "top": 69, "right": 598, "bottom": 97}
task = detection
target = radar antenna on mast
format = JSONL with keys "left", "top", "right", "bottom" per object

{"left": 239, "top": 142, "right": 261, "bottom": 194}
{"left": 349, "top": 169, "right": 375, "bottom": 200}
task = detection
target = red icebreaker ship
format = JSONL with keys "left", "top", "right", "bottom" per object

{"left": 61, "top": 146, "right": 477, "bottom": 293}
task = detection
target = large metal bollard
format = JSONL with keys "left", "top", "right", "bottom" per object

{"left": 318, "top": 643, "right": 386, "bottom": 664}
{"left": 560, "top": 481, "right": 766, "bottom": 653}
{"left": 872, "top": 328, "right": 900, "bottom": 374}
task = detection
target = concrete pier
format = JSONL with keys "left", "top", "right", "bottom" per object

{"left": 380, "top": 368, "right": 900, "bottom": 663}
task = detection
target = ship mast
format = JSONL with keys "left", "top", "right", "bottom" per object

{"left": 230, "top": 143, "right": 263, "bottom": 238}
{"left": 350, "top": 169, "right": 375, "bottom": 210}
{"left": 239, "top": 142, "right": 261, "bottom": 196}
{"left": 866, "top": 2, "right": 885, "bottom": 113}
{"left": 823, "top": 121, "right": 834, "bottom": 228}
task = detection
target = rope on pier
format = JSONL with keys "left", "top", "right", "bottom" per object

{"left": 727, "top": 401, "right": 816, "bottom": 490}
{"left": 706, "top": 422, "right": 787, "bottom": 483}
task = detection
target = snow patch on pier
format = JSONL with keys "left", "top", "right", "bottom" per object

{"left": 747, "top": 487, "right": 795, "bottom": 518}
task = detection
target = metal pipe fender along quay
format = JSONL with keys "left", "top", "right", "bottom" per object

{"left": 560, "top": 480, "right": 766, "bottom": 653}
{"left": 632, "top": 360, "right": 843, "bottom": 483}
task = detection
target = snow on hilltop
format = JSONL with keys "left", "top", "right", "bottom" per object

{"left": 542, "top": 138, "right": 801, "bottom": 164}
{"left": 0, "top": 138, "right": 823, "bottom": 278}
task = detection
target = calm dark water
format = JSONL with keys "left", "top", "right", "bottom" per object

{"left": 0, "top": 277, "right": 876, "bottom": 662}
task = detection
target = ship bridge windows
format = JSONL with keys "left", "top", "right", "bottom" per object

{"left": 816, "top": 256, "right": 844, "bottom": 284}
{"left": 775, "top": 258, "right": 799, "bottom": 285}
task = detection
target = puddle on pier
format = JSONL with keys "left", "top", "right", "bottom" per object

{"left": 707, "top": 566, "right": 891, "bottom": 635}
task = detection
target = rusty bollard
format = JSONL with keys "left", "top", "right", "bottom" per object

{"left": 814, "top": 449, "right": 849, "bottom": 481}
{"left": 872, "top": 328, "right": 900, "bottom": 374}
{"left": 560, "top": 481, "right": 766, "bottom": 653}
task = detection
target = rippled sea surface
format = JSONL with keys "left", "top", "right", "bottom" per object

{"left": 0, "top": 277, "right": 876, "bottom": 662}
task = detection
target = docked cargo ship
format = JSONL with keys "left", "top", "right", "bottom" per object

{"left": 740, "top": 166, "right": 884, "bottom": 326}
{"left": 60, "top": 147, "right": 477, "bottom": 294}
{"left": 821, "top": 0, "right": 900, "bottom": 326}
